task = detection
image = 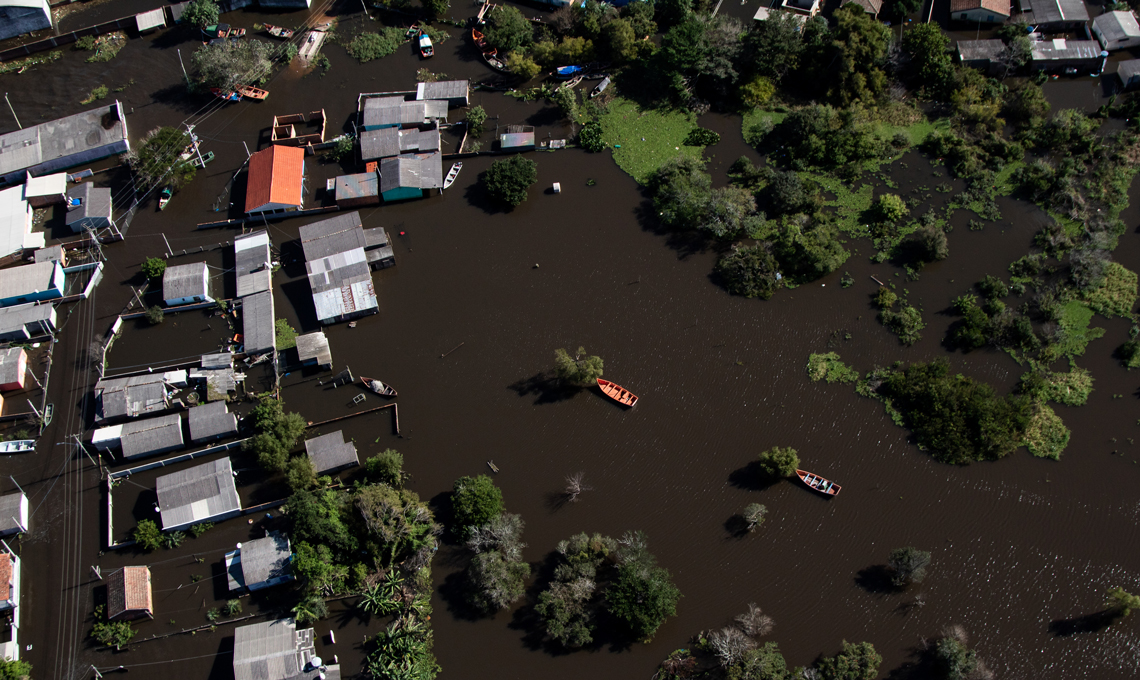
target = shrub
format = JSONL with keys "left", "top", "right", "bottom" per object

{"left": 91, "top": 614, "right": 135, "bottom": 650}
{"left": 874, "top": 288, "right": 898, "bottom": 309}
{"left": 181, "top": 0, "right": 219, "bottom": 28}
{"left": 483, "top": 155, "right": 538, "bottom": 208}
{"left": 452, "top": 475, "right": 504, "bottom": 531}
{"left": 205, "top": 608, "right": 220, "bottom": 622}
{"left": 141, "top": 257, "right": 166, "bottom": 279}
{"left": 901, "top": 224, "right": 949, "bottom": 263}
{"left": 285, "top": 456, "right": 317, "bottom": 491}
{"left": 933, "top": 632, "right": 978, "bottom": 680}
{"left": 756, "top": 447, "right": 799, "bottom": 479}
{"left": 293, "top": 593, "right": 329, "bottom": 624}
{"left": 80, "top": 85, "right": 109, "bottom": 105}
{"left": 817, "top": 640, "right": 883, "bottom": 680}
{"left": 365, "top": 449, "right": 404, "bottom": 486}
{"left": 327, "top": 135, "right": 354, "bottom": 163}
{"left": 1107, "top": 587, "right": 1140, "bottom": 619}
{"left": 715, "top": 243, "right": 780, "bottom": 299}
{"left": 888, "top": 547, "right": 931, "bottom": 586}
{"left": 275, "top": 318, "right": 298, "bottom": 350}
{"left": 806, "top": 352, "right": 859, "bottom": 384}
{"left": 163, "top": 530, "right": 185, "bottom": 549}
{"left": 0, "top": 659, "right": 32, "bottom": 679}
{"left": 742, "top": 503, "right": 767, "bottom": 531}
{"left": 133, "top": 519, "right": 162, "bottom": 551}
{"left": 873, "top": 193, "right": 908, "bottom": 222}
{"left": 189, "top": 522, "right": 214, "bottom": 538}
{"left": 579, "top": 121, "right": 605, "bottom": 152}
{"left": 879, "top": 305, "right": 925, "bottom": 346}
{"left": 145, "top": 306, "right": 164, "bottom": 325}
{"left": 347, "top": 30, "right": 404, "bottom": 62}
{"left": 741, "top": 75, "right": 776, "bottom": 107}
{"left": 554, "top": 346, "right": 604, "bottom": 386}
{"left": 224, "top": 599, "right": 242, "bottom": 616}
{"left": 683, "top": 127, "right": 720, "bottom": 146}
{"left": 467, "top": 105, "right": 487, "bottom": 136}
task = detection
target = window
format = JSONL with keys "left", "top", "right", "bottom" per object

{"left": 987, "top": 15, "right": 994, "bottom": 21}
{"left": 961, "top": 13, "right": 968, "bottom": 19}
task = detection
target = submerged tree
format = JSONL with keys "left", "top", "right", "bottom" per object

{"left": 465, "top": 513, "right": 530, "bottom": 611}
{"left": 605, "top": 531, "right": 681, "bottom": 640}
{"left": 180, "top": 0, "right": 219, "bottom": 28}
{"left": 816, "top": 640, "right": 883, "bottom": 680}
{"left": 483, "top": 155, "right": 538, "bottom": 208}
{"left": 192, "top": 39, "right": 277, "bottom": 91}
{"left": 756, "top": 446, "right": 799, "bottom": 479}
{"left": 888, "top": 546, "right": 932, "bottom": 587}
{"left": 741, "top": 503, "right": 767, "bottom": 531}
{"left": 1107, "top": 586, "right": 1140, "bottom": 620}
{"left": 451, "top": 475, "right": 505, "bottom": 532}
{"left": 127, "top": 127, "right": 197, "bottom": 191}
{"left": 554, "top": 346, "right": 604, "bottom": 386}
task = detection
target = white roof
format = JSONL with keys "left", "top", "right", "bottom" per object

{"left": 23, "top": 173, "right": 66, "bottom": 198}
{"left": 0, "top": 0, "right": 50, "bottom": 10}
{"left": 135, "top": 8, "right": 166, "bottom": 31}
{"left": 0, "top": 186, "right": 41, "bottom": 259}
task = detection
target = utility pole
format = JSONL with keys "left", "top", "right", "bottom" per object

{"left": 73, "top": 434, "right": 102, "bottom": 477}
{"left": 177, "top": 49, "right": 190, "bottom": 87}
{"left": 8, "top": 476, "right": 24, "bottom": 497}
{"left": 161, "top": 233, "right": 173, "bottom": 258}
{"left": 185, "top": 124, "right": 206, "bottom": 169}
{"left": 4, "top": 93, "right": 20, "bottom": 129}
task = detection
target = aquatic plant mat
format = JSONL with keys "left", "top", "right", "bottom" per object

{"left": 598, "top": 98, "right": 701, "bottom": 185}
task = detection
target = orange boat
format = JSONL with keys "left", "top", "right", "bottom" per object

{"left": 236, "top": 85, "right": 268, "bottom": 100}
{"left": 796, "top": 469, "right": 841, "bottom": 496}
{"left": 597, "top": 378, "right": 638, "bottom": 407}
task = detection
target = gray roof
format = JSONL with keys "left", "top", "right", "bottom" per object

{"left": 958, "top": 39, "right": 1006, "bottom": 61}
{"left": 360, "top": 127, "right": 441, "bottom": 161}
{"left": 1119, "top": 58, "right": 1140, "bottom": 82}
{"left": 362, "top": 97, "right": 448, "bottom": 128}
{"left": 163, "top": 262, "right": 208, "bottom": 301}
{"left": 841, "top": 0, "right": 882, "bottom": 13}
{"left": 0, "top": 347, "right": 23, "bottom": 386}
{"left": 0, "top": 260, "right": 61, "bottom": 301}
{"left": 34, "top": 245, "right": 63, "bottom": 264}
{"left": 201, "top": 353, "right": 232, "bottom": 370}
{"left": 235, "top": 230, "right": 272, "bottom": 297}
{"left": 95, "top": 373, "right": 169, "bottom": 421}
{"left": 0, "top": 492, "right": 26, "bottom": 534}
{"left": 295, "top": 331, "right": 331, "bottom": 366}
{"left": 241, "top": 291, "right": 275, "bottom": 356}
{"left": 306, "top": 249, "right": 377, "bottom": 323}
{"left": 64, "top": 182, "right": 112, "bottom": 227}
{"left": 233, "top": 619, "right": 323, "bottom": 680}
{"left": 1019, "top": 0, "right": 1089, "bottom": 24}
{"left": 0, "top": 301, "right": 54, "bottom": 338}
{"left": 363, "top": 227, "right": 390, "bottom": 249}
{"left": 120, "top": 414, "right": 185, "bottom": 459}
{"left": 1094, "top": 11, "right": 1140, "bottom": 43}
{"left": 304, "top": 431, "right": 359, "bottom": 474}
{"left": 380, "top": 153, "right": 444, "bottom": 193}
{"left": 0, "top": 103, "right": 129, "bottom": 179}
{"left": 299, "top": 213, "right": 366, "bottom": 261}
{"left": 156, "top": 457, "right": 241, "bottom": 530}
{"left": 1031, "top": 38, "right": 1102, "bottom": 61}
{"left": 188, "top": 400, "right": 238, "bottom": 442}
{"left": 241, "top": 532, "right": 292, "bottom": 587}
{"left": 334, "top": 173, "right": 379, "bottom": 203}
{"left": 416, "top": 80, "right": 469, "bottom": 103}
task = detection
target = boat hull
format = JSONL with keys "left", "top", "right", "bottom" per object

{"left": 795, "top": 469, "right": 840, "bottom": 496}
{"left": 597, "top": 378, "right": 638, "bottom": 407}
{"left": 443, "top": 162, "right": 463, "bottom": 189}
{"left": 360, "top": 376, "right": 397, "bottom": 397}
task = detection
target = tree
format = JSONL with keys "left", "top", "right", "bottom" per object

{"left": 1004, "top": 82, "right": 1049, "bottom": 124}
{"left": 901, "top": 22, "right": 953, "bottom": 97}
{"left": 285, "top": 455, "right": 317, "bottom": 491}
{"left": 874, "top": 193, "right": 909, "bottom": 222}
{"left": 467, "top": 105, "right": 487, "bottom": 136}
{"left": 774, "top": 217, "right": 850, "bottom": 282}
{"left": 715, "top": 243, "right": 781, "bottom": 300}
{"left": 347, "top": 30, "right": 404, "bottom": 63}
{"left": 826, "top": 4, "right": 890, "bottom": 105}
{"left": 127, "top": 127, "right": 196, "bottom": 190}
{"left": 886, "top": 0, "right": 923, "bottom": 15}
{"left": 452, "top": 475, "right": 504, "bottom": 530}
{"left": 244, "top": 398, "right": 306, "bottom": 474}
{"left": 743, "top": 11, "right": 807, "bottom": 84}
{"left": 485, "top": 5, "right": 534, "bottom": 53}
{"left": 191, "top": 39, "right": 276, "bottom": 91}
{"left": 888, "top": 547, "right": 932, "bottom": 586}
{"left": 506, "top": 51, "right": 541, "bottom": 80}
{"left": 550, "top": 86, "right": 580, "bottom": 122}
{"left": 421, "top": 0, "right": 450, "bottom": 20}
{"left": 181, "top": 0, "right": 219, "bottom": 28}
{"left": 133, "top": 519, "right": 162, "bottom": 551}
{"left": 536, "top": 579, "right": 596, "bottom": 646}
{"left": 756, "top": 446, "right": 799, "bottom": 478}
{"left": 710, "top": 626, "right": 755, "bottom": 667}
{"left": 466, "top": 549, "right": 530, "bottom": 610}
{"left": 141, "top": 256, "right": 167, "bottom": 280}
{"left": 874, "top": 288, "right": 898, "bottom": 309}
{"left": 554, "top": 346, "right": 604, "bottom": 386}
{"left": 606, "top": 562, "right": 681, "bottom": 640}
{"left": 726, "top": 642, "right": 788, "bottom": 680}
{"left": 602, "top": 18, "right": 638, "bottom": 63}
{"left": 579, "top": 120, "right": 605, "bottom": 152}
{"left": 735, "top": 602, "right": 775, "bottom": 637}
{"left": 365, "top": 449, "right": 404, "bottom": 486}
{"left": 741, "top": 75, "right": 776, "bottom": 108}
{"left": 742, "top": 503, "right": 767, "bottom": 531}
{"left": 145, "top": 306, "right": 164, "bottom": 325}
{"left": 817, "top": 640, "right": 882, "bottom": 680}
{"left": 901, "top": 224, "right": 949, "bottom": 263}
{"left": 1107, "top": 587, "right": 1140, "bottom": 619}
{"left": 483, "top": 155, "right": 538, "bottom": 208}
{"left": 293, "top": 592, "right": 329, "bottom": 625}
{"left": 623, "top": 0, "right": 657, "bottom": 37}
{"left": 0, "top": 659, "right": 32, "bottom": 680}
{"left": 933, "top": 627, "right": 979, "bottom": 680}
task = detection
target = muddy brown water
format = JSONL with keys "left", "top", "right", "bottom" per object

{"left": 1, "top": 2, "right": 1138, "bottom": 679}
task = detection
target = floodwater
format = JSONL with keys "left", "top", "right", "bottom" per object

{"left": 1, "top": 2, "right": 1139, "bottom": 679}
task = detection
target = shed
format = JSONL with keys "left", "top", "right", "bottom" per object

{"left": 235, "top": 230, "right": 272, "bottom": 298}
{"left": 1030, "top": 38, "right": 1105, "bottom": 72}
{"left": 361, "top": 97, "right": 448, "bottom": 130}
{"left": 0, "top": 0, "right": 52, "bottom": 42}
{"left": 188, "top": 400, "right": 238, "bottom": 442}
{"left": 334, "top": 173, "right": 380, "bottom": 208}
{"left": 0, "top": 260, "right": 64, "bottom": 308}
{"left": 65, "top": 182, "right": 112, "bottom": 233}
{"left": 0, "top": 103, "right": 129, "bottom": 186}
{"left": 499, "top": 125, "right": 536, "bottom": 152}
{"left": 168, "top": 0, "right": 189, "bottom": 21}
{"left": 119, "top": 413, "right": 185, "bottom": 460}
{"left": 380, "top": 152, "right": 444, "bottom": 202}
{"left": 34, "top": 244, "right": 65, "bottom": 265}
{"left": 0, "top": 492, "right": 28, "bottom": 537}
{"left": 0, "top": 185, "right": 40, "bottom": 259}
{"left": 363, "top": 227, "right": 395, "bottom": 270}
{"left": 95, "top": 374, "right": 170, "bottom": 422}
{"left": 416, "top": 80, "right": 470, "bottom": 107}
{"left": 958, "top": 39, "right": 1007, "bottom": 74}
{"left": 0, "top": 302, "right": 55, "bottom": 341}
{"left": 233, "top": 619, "right": 337, "bottom": 680}
{"left": 225, "top": 531, "right": 294, "bottom": 592}
{"left": 1016, "top": 0, "right": 1088, "bottom": 30}
{"left": 951, "top": 0, "right": 1010, "bottom": 23}
{"left": 1093, "top": 11, "right": 1140, "bottom": 51}
{"left": 1118, "top": 58, "right": 1140, "bottom": 89}
{"left": 240, "top": 290, "right": 276, "bottom": 356}
{"left": 306, "top": 249, "right": 378, "bottom": 324}
{"left": 0, "top": 552, "right": 18, "bottom": 611}
{"left": 299, "top": 212, "right": 366, "bottom": 261}
{"left": 360, "top": 127, "right": 441, "bottom": 161}
{"left": 23, "top": 172, "right": 67, "bottom": 207}
{"left": 163, "top": 261, "right": 213, "bottom": 306}
{"left": 0, "top": 347, "right": 26, "bottom": 391}
{"left": 107, "top": 566, "right": 153, "bottom": 620}
{"left": 295, "top": 331, "right": 332, "bottom": 368}
{"left": 304, "top": 430, "right": 359, "bottom": 474}
{"left": 156, "top": 457, "right": 242, "bottom": 530}
{"left": 135, "top": 8, "right": 166, "bottom": 32}
{"left": 245, "top": 145, "right": 305, "bottom": 214}
{"left": 841, "top": 0, "right": 881, "bottom": 15}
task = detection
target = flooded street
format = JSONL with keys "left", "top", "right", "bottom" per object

{"left": 1, "top": 1, "right": 1138, "bottom": 678}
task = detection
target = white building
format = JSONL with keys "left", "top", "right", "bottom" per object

{"left": 162, "top": 262, "right": 213, "bottom": 306}
{"left": 1093, "top": 11, "right": 1140, "bottom": 52}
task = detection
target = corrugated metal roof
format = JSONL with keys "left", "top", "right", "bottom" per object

{"left": 188, "top": 400, "right": 238, "bottom": 442}
{"left": 0, "top": 301, "right": 52, "bottom": 337}
{"left": 0, "top": 347, "right": 24, "bottom": 386}
{"left": 241, "top": 290, "right": 275, "bottom": 356}
{"left": 363, "top": 227, "right": 389, "bottom": 249}
{"left": 0, "top": 493, "right": 26, "bottom": 535}
{"left": 360, "top": 128, "right": 441, "bottom": 161}
{"left": 379, "top": 153, "right": 444, "bottom": 193}
{"left": 240, "top": 532, "right": 293, "bottom": 587}
{"left": 64, "top": 182, "right": 112, "bottom": 226}
{"left": 95, "top": 373, "right": 169, "bottom": 421}
{"left": 233, "top": 619, "right": 317, "bottom": 680}
{"left": 201, "top": 353, "right": 232, "bottom": 370}
{"left": 1119, "top": 58, "right": 1140, "bottom": 82}
{"left": 295, "top": 331, "right": 331, "bottom": 366}
{"left": 950, "top": 0, "right": 1009, "bottom": 14}
{"left": 1094, "top": 11, "right": 1140, "bottom": 43}
{"left": 1021, "top": 0, "right": 1088, "bottom": 24}
{"left": 136, "top": 8, "right": 166, "bottom": 31}
{"left": 362, "top": 98, "right": 448, "bottom": 128}
{"left": 108, "top": 566, "right": 152, "bottom": 619}
{"left": 156, "top": 457, "right": 241, "bottom": 530}
{"left": 304, "top": 431, "right": 359, "bottom": 474}
{"left": 417, "top": 80, "right": 469, "bottom": 103}
{"left": 958, "top": 39, "right": 1006, "bottom": 60}
{"left": 245, "top": 146, "right": 305, "bottom": 213}
{"left": 1032, "top": 38, "right": 1102, "bottom": 61}
{"left": 235, "top": 230, "right": 271, "bottom": 297}
{"left": 0, "top": 103, "right": 128, "bottom": 178}
{"left": 162, "top": 262, "right": 208, "bottom": 301}
{"left": 119, "top": 413, "right": 184, "bottom": 459}
{"left": 299, "top": 212, "right": 366, "bottom": 261}
{"left": 334, "top": 173, "right": 379, "bottom": 203}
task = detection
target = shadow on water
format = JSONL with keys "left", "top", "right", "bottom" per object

{"left": 1048, "top": 609, "right": 1118, "bottom": 637}
{"left": 723, "top": 513, "right": 752, "bottom": 539}
{"left": 855, "top": 564, "right": 898, "bottom": 595}
{"left": 727, "top": 462, "right": 779, "bottom": 492}
{"left": 507, "top": 372, "right": 579, "bottom": 405}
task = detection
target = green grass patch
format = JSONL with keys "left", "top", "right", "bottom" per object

{"left": 1053, "top": 300, "right": 1105, "bottom": 360}
{"left": 806, "top": 352, "right": 860, "bottom": 384}
{"left": 993, "top": 160, "right": 1023, "bottom": 195}
{"left": 806, "top": 173, "right": 875, "bottom": 237}
{"left": 742, "top": 108, "right": 787, "bottom": 134}
{"left": 1022, "top": 366, "right": 1094, "bottom": 406}
{"left": 875, "top": 117, "right": 949, "bottom": 148}
{"left": 275, "top": 318, "right": 298, "bottom": 350}
{"left": 599, "top": 98, "right": 701, "bottom": 185}
{"left": 1083, "top": 261, "right": 1137, "bottom": 320}
{"left": 1023, "top": 403, "right": 1069, "bottom": 460}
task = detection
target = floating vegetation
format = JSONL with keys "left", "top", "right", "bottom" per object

{"left": 0, "top": 50, "right": 62, "bottom": 76}
{"left": 85, "top": 32, "right": 126, "bottom": 63}
{"left": 807, "top": 352, "right": 860, "bottom": 384}
{"left": 80, "top": 85, "right": 109, "bottom": 105}
{"left": 417, "top": 68, "right": 448, "bottom": 82}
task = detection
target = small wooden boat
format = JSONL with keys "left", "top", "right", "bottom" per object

{"left": 42, "top": 403, "right": 53, "bottom": 426}
{"left": 158, "top": 187, "right": 172, "bottom": 211}
{"left": 191, "top": 150, "right": 215, "bottom": 168}
{"left": 443, "top": 162, "right": 463, "bottom": 189}
{"left": 226, "top": 27, "right": 246, "bottom": 38}
{"left": 203, "top": 24, "right": 228, "bottom": 38}
{"left": 210, "top": 88, "right": 242, "bottom": 102}
{"left": 361, "top": 376, "right": 397, "bottom": 397}
{"left": 472, "top": 28, "right": 486, "bottom": 47}
{"left": 236, "top": 84, "right": 268, "bottom": 100}
{"left": 405, "top": 24, "right": 420, "bottom": 40}
{"left": 0, "top": 440, "right": 35, "bottom": 454}
{"left": 419, "top": 31, "right": 434, "bottom": 58}
{"left": 265, "top": 24, "right": 294, "bottom": 39}
{"left": 559, "top": 75, "right": 583, "bottom": 90}
{"left": 590, "top": 76, "right": 611, "bottom": 99}
{"left": 597, "top": 378, "right": 638, "bottom": 407}
{"left": 487, "top": 460, "right": 499, "bottom": 473}
{"left": 796, "top": 469, "right": 841, "bottom": 496}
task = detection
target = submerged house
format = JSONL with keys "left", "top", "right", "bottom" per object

{"left": 958, "top": 39, "right": 1007, "bottom": 75}
{"left": 299, "top": 213, "right": 379, "bottom": 325}
{"left": 94, "top": 374, "right": 172, "bottom": 423}
{"left": 951, "top": 0, "right": 1010, "bottom": 23}
{"left": 188, "top": 400, "right": 238, "bottom": 443}
{"left": 1015, "top": 0, "right": 1088, "bottom": 31}
{"left": 91, "top": 413, "right": 184, "bottom": 460}
{"left": 155, "top": 457, "right": 242, "bottom": 531}
{"left": 233, "top": 619, "right": 338, "bottom": 680}
{"left": 107, "top": 566, "right": 153, "bottom": 620}
{"left": 416, "top": 80, "right": 470, "bottom": 107}
{"left": 244, "top": 145, "right": 305, "bottom": 215}
{"left": 234, "top": 229, "right": 272, "bottom": 298}
{"left": 0, "top": 347, "right": 26, "bottom": 392}
{"left": 240, "top": 290, "right": 276, "bottom": 356}
{"left": 364, "top": 227, "right": 395, "bottom": 270}
{"left": 0, "top": 103, "right": 129, "bottom": 185}
{"left": 380, "top": 152, "right": 444, "bottom": 202}
{"left": 1030, "top": 38, "right": 1105, "bottom": 72}
{"left": 0, "top": 0, "right": 52, "bottom": 42}
{"left": 1093, "top": 10, "right": 1140, "bottom": 52}
{"left": 0, "top": 493, "right": 28, "bottom": 537}
{"left": 163, "top": 262, "right": 213, "bottom": 306}
{"left": 295, "top": 331, "right": 332, "bottom": 368}
{"left": 0, "top": 261, "right": 64, "bottom": 308}
{"left": 304, "top": 430, "right": 359, "bottom": 475}
{"left": 499, "top": 125, "right": 536, "bottom": 152}
{"left": 225, "top": 531, "right": 294, "bottom": 592}
{"left": 0, "top": 302, "right": 55, "bottom": 341}
{"left": 1118, "top": 59, "right": 1140, "bottom": 89}
{"left": 334, "top": 172, "right": 380, "bottom": 209}
{"left": 64, "top": 182, "right": 113, "bottom": 233}
{"left": 360, "top": 96, "right": 448, "bottom": 131}
{"left": 360, "top": 127, "right": 441, "bottom": 162}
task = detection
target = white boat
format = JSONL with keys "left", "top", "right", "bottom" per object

{"left": 0, "top": 440, "right": 35, "bottom": 453}
{"left": 443, "top": 162, "right": 463, "bottom": 189}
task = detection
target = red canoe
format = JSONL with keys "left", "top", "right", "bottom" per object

{"left": 796, "top": 469, "right": 840, "bottom": 496}
{"left": 597, "top": 378, "right": 638, "bottom": 407}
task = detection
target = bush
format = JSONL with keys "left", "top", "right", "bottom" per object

{"left": 0, "top": 659, "right": 32, "bottom": 679}
{"left": 452, "top": 475, "right": 504, "bottom": 531}
{"left": 879, "top": 305, "right": 925, "bottom": 346}
{"left": 365, "top": 449, "right": 404, "bottom": 486}
{"left": 145, "top": 306, "right": 164, "bottom": 325}
{"left": 129, "top": 127, "right": 196, "bottom": 191}
{"left": 756, "top": 446, "right": 799, "bottom": 478}
{"left": 888, "top": 547, "right": 931, "bottom": 586}
{"left": 683, "top": 127, "right": 720, "bottom": 146}
{"left": 741, "top": 76, "right": 775, "bottom": 107}
{"left": 327, "top": 135, "right": 354, "bottom": 162}
{"left": 873, "top": 193, "right": 909, "bottom": 222}
{"left": 91, "top": 617, "right": 135, "bottom": 650}
{"left": 224, "top": 599, "right": 242, "bottom": 616}
{"left": 347, "top": 29, "right": 404, "bottom": 63}
{"left": 133, "top": 519, "right": 162, "bottom": 551}
{"left": 189, "top": 522, "right": 213, "bottom": 538}
{"left": 141, "top": 257, "right": 167, "bottom": 279}
{"left": 715, "top": 243, "right": 781, "bottom": 300}
{"left": 901, "top": 224, "right": 949, "bottom": 263}
{"left": 483, "top": 155, "right": 538, "bottom": 208}
{"left": 275, "top": 318, "right": 298, "bottom": 350}
{"left": 806, "top": 353, "right": 859, "bottom": 384}
{"left": 293, "top": 593, "right": 329, "bottom": 625}
{"left": 874, "top": 288, "right": 898, "bottom": 309}
{"left": 578, "top": 120, "right": 605, "bottom": 152}
{"left": 742, "top": 503, "right": 767, "bottom": 531}
{"left": 817, "top": 640, "right": 883, "bottom": 680}
{"left": 1107, "top": 587, "right": 1140, "bottom": 618}
{"left": 467, "top": 105, "right": 487, "bottom": 136}
{"left": 181, "top": 0, "right": 219, "bottom": 28}
{"left": 554, "top": 346, "right": 604, "bottom": 386}
{"left": 192, "top": 39, "right": 277, "bottom": 91}
{"left": 933, "top": 633, "right": 978, "bottom": 680}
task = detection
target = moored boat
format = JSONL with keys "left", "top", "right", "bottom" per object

{"left": 265, "top": 24, "right": 295, "bottom": 39}
{"left": 795, "top": 469, "right": 841, "bottom": 496}
{"left": 190, "top": 150, "right": 215, "bottom": 168}
{"left": 158, "top": 187, "right": 172, "bottom": 210}
{"left": 0, "top": 440, "right": 35, "bottom": 454}
{"left": 236, "top": 84, "right": 268, "bottom": 100}
{"left": 210, "top": 88, "right": 242, "bottom": 102}
{"left": 361, "top": 376, "right": 397, "bottom": 397}
{"left": 419, "top": 31, "right": 434, "bottom": 58}
{"left": 590, "top": 76, "right": 611, "bottom": 98}
{"left": 405, "top": 23, "right": 420, "bottom": 40}
{"left": 443, "top": 162, "right": 463, "bottom": 189}
{"left": 555, "top": 65, "right": 584, "bottom": 79}
{"left": 597, "top": 378, "right": 638, "bottom": 407}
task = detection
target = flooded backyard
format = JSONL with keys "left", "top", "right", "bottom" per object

{"left": 0, "top": 1, "right": 1138, "bottom": 679}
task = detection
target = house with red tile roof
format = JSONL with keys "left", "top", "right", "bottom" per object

{"left": 951, "top": 0, "right": 1010, "bottom": 23}
{"left": 244, "top": 145, "right": 305, "bottom": 215}
{"left": 0, "top": 551, "right": 18, "bottom": 612}
{"left": 108, "top": 566, "right": 153, "bottom": 620}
